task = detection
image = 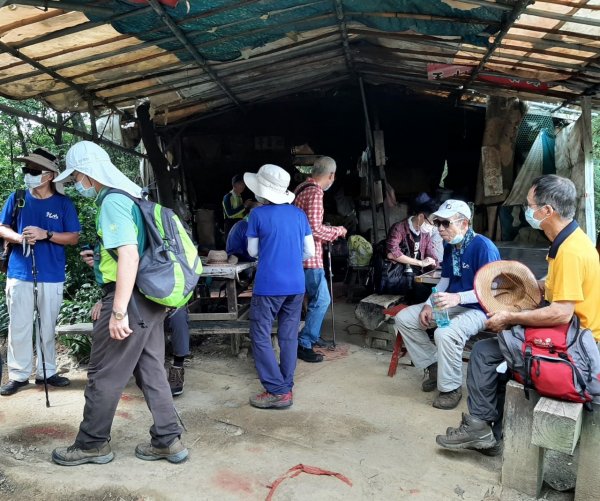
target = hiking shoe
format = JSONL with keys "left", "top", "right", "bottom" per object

{"left": 436, "top": 413, "right": 497, "bottom": 451}
{"left": 249, "top": 391, "right": 293, "bottom": 409}
{"left": 297, "top": 346, "right": 323, "bottom": 363}
{"left": 35, "top": 374, "right": 70, "bottom": 387}
{"left": 135, "top": 437, "right": 188, "bottom": 463}
{"left": 432, "top": 388, "right": 462, "bottom": 409}
{"left": 0, "top": 379, "right": 29, "bottom": 396}
{"left": 421, "top": 362, "right": 438, "bottom": 392}
{"left": 168, "top": 366, "right": 185, "bottom": 397}
{"left": 477, "top": 439, "right": 503, "bottom": 457}
{"left": 52, "top": 442, "right": 114, "bottom": 466}
{"left": 313, "top": 337, "right": 333, "bottom": 348}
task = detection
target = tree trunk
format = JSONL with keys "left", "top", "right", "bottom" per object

{"left": 136, "top": 102, "right": 174, "bottom": 208}
{"left": 13, "top": 118, "right": 28, "bottom": 155}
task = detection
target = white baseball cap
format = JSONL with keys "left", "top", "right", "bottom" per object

{"left": 431, "top": 199, "right": 472, "bottom": 220}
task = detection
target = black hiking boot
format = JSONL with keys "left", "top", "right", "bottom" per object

{"left": 168, "top": 366, "right": 185, "bottom": 397}
{"left": 436, "top": 413, "right": 497, "bottom": 451}
{"left": 0, "top": 379, "right": 29, "bottom": 396}
{"left": 52, "top": 442, "right": 114, "bottom": 466}
{"left": 433, "top": 388, "right": 462, "bottom": 409}
{"left": 297, "top": 346, "right": 323, "bottom": 363}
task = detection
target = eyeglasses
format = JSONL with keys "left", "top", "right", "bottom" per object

{"left": 22, "top": 167, "right": 51, "bottom": 176}
{"left": 522, "top": 203, "right": 551, "bottom": 212}
{"left": 432, "top": 218, "right": 465, "bottom": 229}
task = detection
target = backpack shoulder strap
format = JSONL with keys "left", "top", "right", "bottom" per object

{"left": 10, "top": 189, "right": 26, "bottom": 231}
{"left": 294, "top": 182, "right": 319, "bottom": 197}
{"left": 100, "top": 188, "right": 144, "bottom": 262}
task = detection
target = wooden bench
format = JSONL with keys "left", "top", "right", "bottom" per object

{"left": 502, "top": 380, "right": 600, "bottom": 499}
{"left": 58, "top": 320, "right": 302, "bottom": 357}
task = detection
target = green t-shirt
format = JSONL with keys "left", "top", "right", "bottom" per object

{"left": 94, "top": 189, "right": 146, "bottom": 285}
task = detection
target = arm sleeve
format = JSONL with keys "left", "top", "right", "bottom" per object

{"left": 422, "top": 233, "right": 439, "bottom": 265}
{"left": 425, "top": 277, "right": 450, "bottom": 306}
{"left": 386, "top": 223, "right": 407, "bottom": 259}
{"left": 458, "top": 290, "right": 478, "bottom": 305}
{"left": 223, "top": 193, "right": 245, "bottom": 219}
{"left": 303, "top": 235, "right": 316, "bottom": 260}
{"left": 99, "top": 195, "right": 139, "bottom": 250}
{"left": 246, "top": 211, "right": 258, "bottom": 238}
{"left": 0, "top": 193, "right": 16, "bottom": 226}
{"left": 247, "top": 237, "right": 259, "bottom": 258}
{"left": 303, "top": 188, "right": 343, "bottom": 242}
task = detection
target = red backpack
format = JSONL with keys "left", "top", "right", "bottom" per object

{"left": 498, "top": 315, "right": 600, "bottom": 405}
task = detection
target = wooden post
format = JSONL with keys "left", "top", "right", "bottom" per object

{"left": 502, "top": 380, "right": 543, "bottom": 498}
{"left": 532, "top": 397, "right": 583, "bottom": 454}
{"left": 574, "top": 402, "right": 600, "bottom": 501}
{"left": 580, "top": 96, "right": 596, "bottom": 244}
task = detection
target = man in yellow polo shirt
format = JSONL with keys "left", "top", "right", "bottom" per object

{"left": 435, "top": 174, "right": 600, "bottom": 456}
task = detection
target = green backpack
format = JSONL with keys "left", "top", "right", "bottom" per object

{"left": 348, "top": 235, "right": 373, "bottom": 267}
{"left": 104, "top": 189, "right": 202, "bottom": 308}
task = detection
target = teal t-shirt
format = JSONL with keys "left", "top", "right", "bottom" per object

{"left": 94, "top": 189, "right": 146, "bottom": 285}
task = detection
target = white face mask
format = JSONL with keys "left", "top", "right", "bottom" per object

{"left": 24, "top": 173, "right": 45, "bottom": 189}
{"left": 421, "top": 222, "right": 434, "bottom": 234}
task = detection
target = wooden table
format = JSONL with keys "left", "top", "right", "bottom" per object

{"left": 188, "top": 259, "right": 256, "bottom": 322}
{"left": 415, "top": 269, "right": 441, "bottom": 285}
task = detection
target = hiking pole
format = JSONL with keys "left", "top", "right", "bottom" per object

{"left": 30, "top": 244, "right": 50, "bottom": 407}
{"left": 326, "top": 240, "right": 337, "bottom": 349}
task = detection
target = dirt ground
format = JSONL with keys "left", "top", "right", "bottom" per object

{"left": 0, "top": 292, "right": 576, "bottom": 501}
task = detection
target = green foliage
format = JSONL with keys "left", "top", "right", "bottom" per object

{"left": 0, "top": 97, "right": 142, "bottom": 341}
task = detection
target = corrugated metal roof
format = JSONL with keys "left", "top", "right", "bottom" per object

{"left": 0, "top": 0, "right": 598, "bottom": 125}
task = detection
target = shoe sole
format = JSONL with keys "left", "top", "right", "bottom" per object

{"left": 249, "top": 400, "right": 293, "bottom": 409}
{"left": 135, "top": 448, "right": 189, "bottom": 463}
{"left": 35, "top": 381, "right": 70, "bottom": 387}
{"left": 171, "top": 389, "right": 184, "bottom": 397}
{"left": 52, "top": 452, "right": 115, "bottom": 466}
{"left": 0, "top": 385, "right": 29, "bottom": 396}
{"left": 297, "top": 356, "right": 323, "bottom": 363}
{"left": 435, "top": 435, "right": 496, "bottom": 451}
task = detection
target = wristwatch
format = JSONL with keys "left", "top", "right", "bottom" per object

{"left": 46, "top": 230, "right": 54, "bottom": 241}
{"left": 112, "top": 310, "right": 128, "bottom": 320}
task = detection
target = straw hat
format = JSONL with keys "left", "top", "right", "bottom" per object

{"left": 206, "top": 250, "right": 236, "bottom": 265}
{"left": 474, "top": 260, "right": 542, "bottom": 314}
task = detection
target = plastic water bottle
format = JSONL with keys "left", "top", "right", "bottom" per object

{"left": 431, "top": 287, "right": 450, "bottom": 327}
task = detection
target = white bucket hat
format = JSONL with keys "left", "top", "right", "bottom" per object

{"left": 54, "top": 141, "right": 142, "bottom": 198}
{"left": 243, "top": 164, "right": 295, "bottom": 205}
{"left": 16, "top": 147, "right": 65, "bottom": 194}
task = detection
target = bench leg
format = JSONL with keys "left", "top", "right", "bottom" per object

{"left": 387, "top": 332, "right": 404, "bottom": 377}
{"left": 231, "top": 333, "right": 242, "bottom": 355}
{"left": 502, "top": 381, "right": 543, "bottom": 498}
{"left": 574, "top": 402, "right": 600, "bottom": 501}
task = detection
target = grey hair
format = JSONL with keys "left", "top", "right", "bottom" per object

{"left": 312, "top": 156, "right": 336, "bottom": 177}
{"left": 531, "top": 174, "right": 576, "bottom": 219}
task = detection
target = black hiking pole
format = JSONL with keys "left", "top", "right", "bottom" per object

{"left": 29, "top": 244, "right": 50, "bottom": 407}
{"left": 326, "top": 240, "right": 337, "bottom": 349}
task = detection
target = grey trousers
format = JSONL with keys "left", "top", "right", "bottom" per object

{"left": 76, "top": 288, "right": 181, "bottom": 449}
{"left": 394, "top": 303, "right": 486, "bottom": 392}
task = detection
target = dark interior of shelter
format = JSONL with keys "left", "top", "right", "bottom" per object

{"left": 175, "top": 85, "right": 486, "bottom": 250}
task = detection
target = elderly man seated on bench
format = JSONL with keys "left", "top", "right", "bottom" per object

{"left": 393, "top": 200, "right": 500, "bottom": 410}
{"left": 436, "top": 175, "right": 600, "bottom": 456}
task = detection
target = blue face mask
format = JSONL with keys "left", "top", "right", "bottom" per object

{"left": 525, "top": 207, "right": 546, "bottom": 230}
{"left": 75, "top": 180, "right": 97, "bottom": 198}
{"left": 449, "top": 233, "right": 464, "bottom": 245}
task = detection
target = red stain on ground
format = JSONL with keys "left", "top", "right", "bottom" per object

{"left": 212, "top": 470, "right": 254, "bottom": 495}
{"left": 314, "top": 343, "right": 350, "bottom": 361}
{"left": 120, "top": 393, "right": 144, "bottom": 402}
{"left": 23, "top": 425, "right": 72, "bottom": 440}
{"left": 115, "top": 411, "right": 132, "bottom": 420}
{"left": 246, "top": 446, "right": 263, "bottom": 454}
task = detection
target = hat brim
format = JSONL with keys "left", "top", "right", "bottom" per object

{"left": 432, "top": 208, "right": 467, "bottom": 220}
{"left": 244, "top": 172, "right": 295, "bottom": 204}
{"left": 474, "top": 260, "right": 542, "bottom": 314}
{"left": 16, "top": 153, "right": 59, "bottom": 173}
{"left": 54, "top": 168, "right": 75, "bottom": 183}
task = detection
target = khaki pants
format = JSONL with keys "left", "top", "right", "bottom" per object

{"left": 75, "top": 288, "right": 181, "bottom": 448}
